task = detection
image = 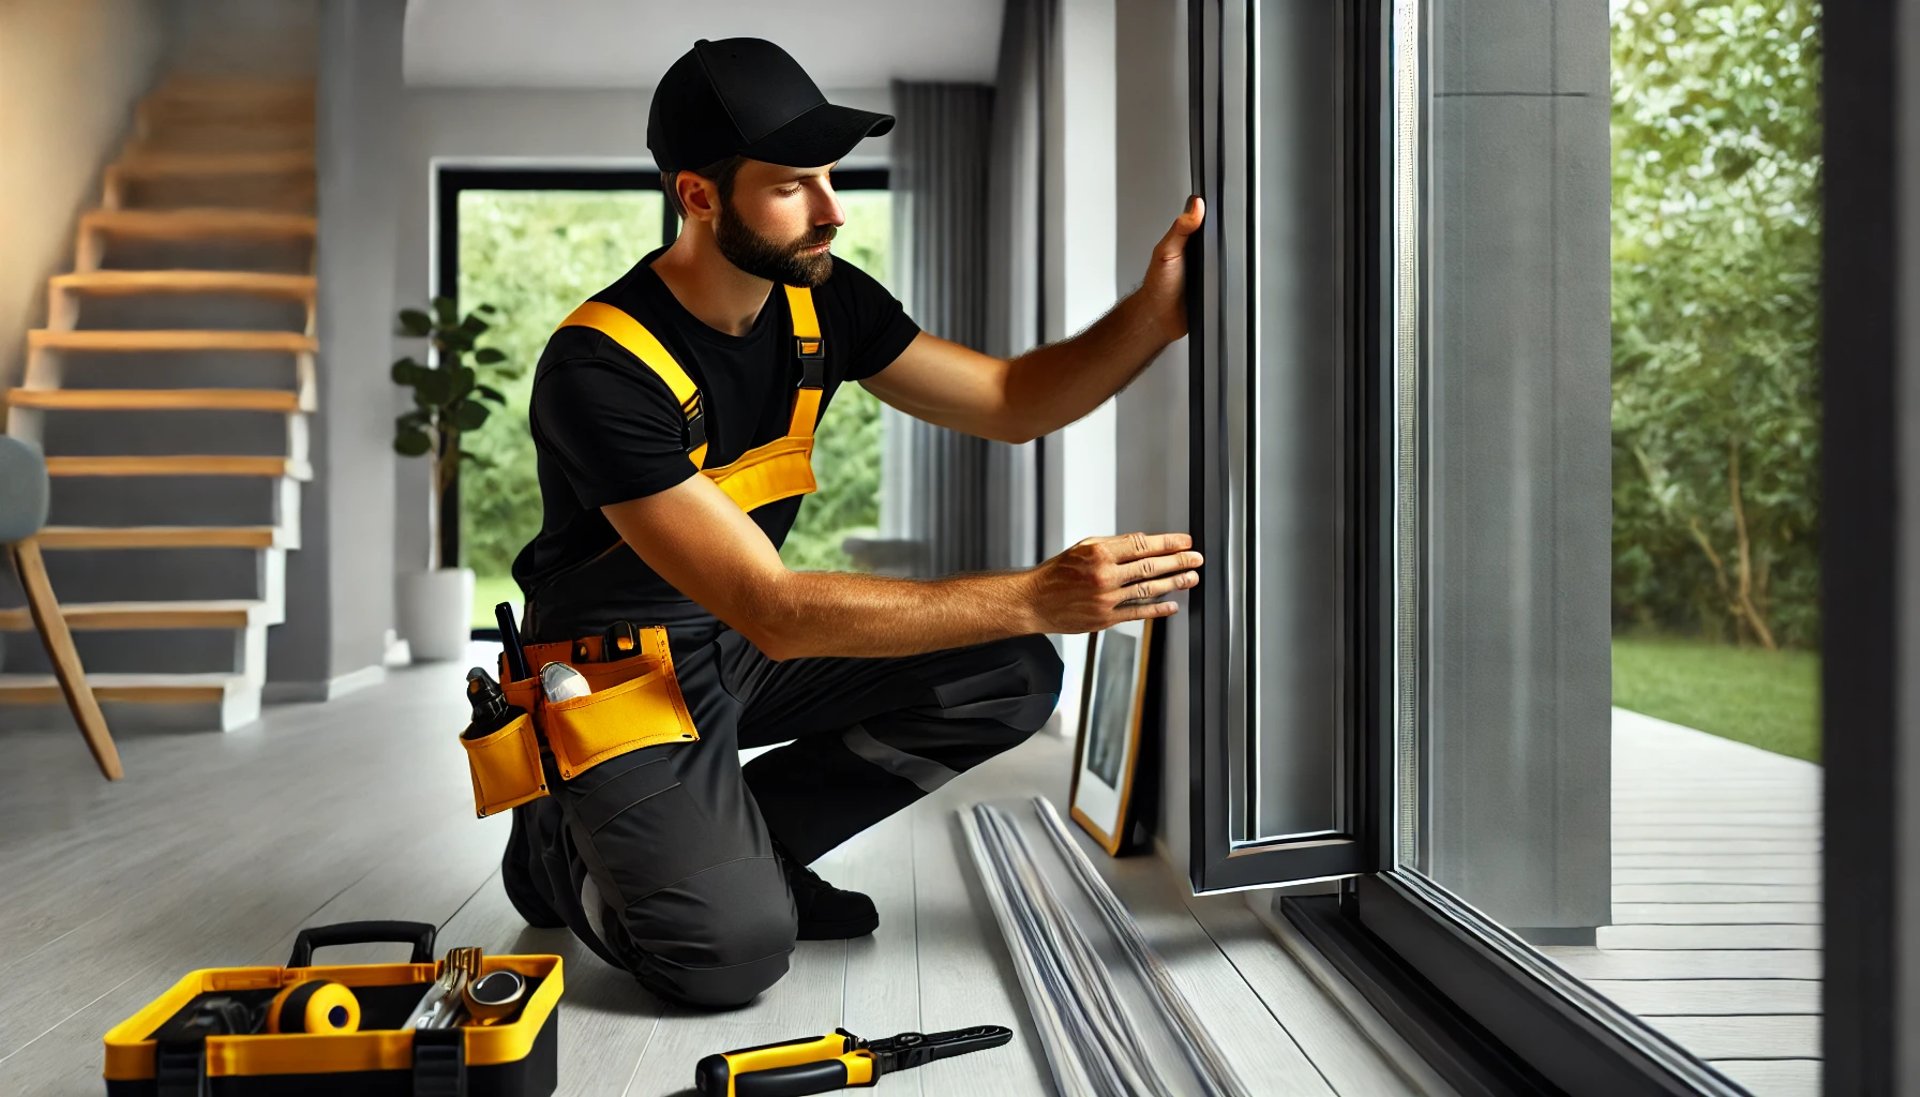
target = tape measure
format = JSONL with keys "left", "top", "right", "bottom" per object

{"left": 265, "top": 980, "right": 361, "bottom": 1035}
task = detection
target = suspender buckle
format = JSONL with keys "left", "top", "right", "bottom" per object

{"left": 794, "top": 335, "right": 826, "bottom": 361}
{"left": 794, "top": 338, "right": 826, "bottom": 389}
{"left": 682, "top": 394, "right": 708, "bottom": 452}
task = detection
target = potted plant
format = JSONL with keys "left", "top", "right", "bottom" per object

{"left": 391, "top": 296, "right": 516, "bottom": 661}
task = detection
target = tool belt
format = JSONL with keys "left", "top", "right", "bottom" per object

{"left": 102, "top": 921, "right": 562, "bottom": 1097}
{"left": 459, "top": 626, "right": 699, "bottom": 819}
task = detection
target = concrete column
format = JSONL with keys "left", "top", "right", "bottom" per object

{"left": 1420, "top": 1, "right": 1613, "bottom": 939}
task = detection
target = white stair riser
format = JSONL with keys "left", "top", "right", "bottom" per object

{"left": 0, "top": 690, "right": 260, "bottom": 733}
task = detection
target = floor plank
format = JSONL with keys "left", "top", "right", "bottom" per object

{"left": 1613, "top": 884, "right": 1820, "bottom": 903}
{"left": 1709, "top": 1058, "right": 1821, "bottom": 1097}
{"left": 1091, "top": 852, "right": 1338, "bottom": 1096}
{"left": 1643, "top": 1015, "right": 1821, "bottom": 1060}
{"left": 1595, "top": 924, "right": 1821, "bottom": 951}
{"left": 1587, "top": 979, "right": 1821, "bottom": 1016}
{"left": 1609, "top": 903, "right": 1821, "bottom": 925}
{"left": 1538, "top": 948, "right": 1821, "bottom": 981}
{"left": 1187, "top": 895, "right": 1426, "bottom": 1095}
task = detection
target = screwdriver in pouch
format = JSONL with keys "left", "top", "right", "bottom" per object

{"left": 462, "top": 668, "right": 522, "bottom": 740}
{"left": 694, "top": 1024, "right": 1013, "bottom": 1096}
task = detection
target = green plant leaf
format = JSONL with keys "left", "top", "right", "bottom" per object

{"left": 454, "top": 402, "right": 491, "bottom": 430}
{"left": 432, "top": 296, "right": 458, "bottom": 327}
{"left": 459, "top": 313, "right": 491, "bottom": 335}
{"left": 476, "top": 385, "right": 508, "bottom": 404}
{"left": 390, "top": 357, "right": 424, "bottom": 384}
{"left": 394, "top": 428, "right": 433, "bottom": 457}
{"left": 398, "top": 310, "right": 433, "bottom": 336}
{"left": 415, "top": 370, "right": 452, "bottom": 405}
{"left": 477, "top": 303, "right": 499, "bottom": 314}
{"left": 473, "top": 347, "right": 507, "bottom": 364}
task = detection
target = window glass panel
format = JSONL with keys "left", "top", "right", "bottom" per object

{"left": 1400, "top": 0, "right": 1823, "bottom": 1075}
{"left": 457, "top": 189, "right": 663, "bottom": 628}
{"left": 1241, "top": 2, "right": 1351, "bottom": 842}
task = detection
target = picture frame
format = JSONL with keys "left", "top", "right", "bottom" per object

{"left": 1069, "top": 617, "right": 1154, "bottom": 855}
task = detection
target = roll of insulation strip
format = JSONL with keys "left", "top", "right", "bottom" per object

{"left": 266, "top": 980, "right": 362, "bottom": 1035}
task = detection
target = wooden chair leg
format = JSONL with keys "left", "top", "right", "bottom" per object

{"left": 9, "top": 537, "right": 123, "bottom": 780}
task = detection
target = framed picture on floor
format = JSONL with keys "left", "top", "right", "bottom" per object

{"left": 1070, "top": 617, "right": 1153, "bottom": 855}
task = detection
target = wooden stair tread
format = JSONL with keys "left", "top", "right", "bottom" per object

{"left": 7, "top": 389, "right": 302, "bottom": 412}
{"left": 81, "top": 208, "right": 317, "bottom": 239}
{"left": 113, "top": 149, "right": 314, "bottom": 177}
{"left": 43, "top": 455, "right": 311, "bottom": 479}
{"left": 0, "top": 599, "right": 269, "bottom": 631}
{"left": 52, "top": 271, "right": 316, "bottom": 298}
{"left": 39, "top": 525, "right": 284, "bottom": 550}
{"left": 29, "top": 329, "right": 316, "bottom": 352}
{"left": 0, "top": 672, "right": 242, "bottom": 704}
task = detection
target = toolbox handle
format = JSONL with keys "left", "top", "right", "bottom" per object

{"left": 288, "top": 921, "right": 438, "bottom": 967}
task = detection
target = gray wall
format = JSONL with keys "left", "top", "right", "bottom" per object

{"left": 270, "top": 0, "right": 405, "bottom": 686}
{"left": 1421, "top": 1, "right": 1613, "bottom": 936}
{"left": 164, "top": 0, "right": 315, "bottom": 77}
{"left": 0, "top": 0, "right": 172, "bottom": 392}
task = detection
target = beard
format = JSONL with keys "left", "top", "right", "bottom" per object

{"left": 713, "top": 197, "right": 836, "bottom": 287}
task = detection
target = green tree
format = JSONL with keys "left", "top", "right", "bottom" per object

{"left": 1611, "top": 0, "right": 1822, "bottom": 650}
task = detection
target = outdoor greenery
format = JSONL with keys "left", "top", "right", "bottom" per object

{"left": 1610, "top": 0, "right": 1822, "bottom": 653}
{"left": 455, "top": 187, "right": 894, "bottom": 625}
{"left": 1607, "top": 0, "right": 1823, "bottom": 760}
{"left": 1613, "top": 631, "right": 1820, "bottom": 761}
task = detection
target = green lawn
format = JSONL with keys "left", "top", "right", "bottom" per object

{"left": 471, "top": 573, "right": 523, "bottom": 630}
{"left": 1611, "top": 632, "right": 1821, "bottom": 762}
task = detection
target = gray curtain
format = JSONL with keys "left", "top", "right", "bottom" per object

{"left": 882, "top": 0, "right": 1051, "bottom": 577}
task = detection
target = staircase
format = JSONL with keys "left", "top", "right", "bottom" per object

{"left": 0, "top": 76, "right": 317, "bottom": 731}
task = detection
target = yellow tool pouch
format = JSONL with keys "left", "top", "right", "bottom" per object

{"left": 459, "top": 626, "right": 700, "bottom": 818}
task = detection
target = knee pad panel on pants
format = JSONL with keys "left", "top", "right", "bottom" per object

{"left": 624, "top": 854, "right": 797, "bottom": 1008}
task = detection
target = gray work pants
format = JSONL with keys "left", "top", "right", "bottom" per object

{"left": 502, "top": 626, "right": 1064, "bottom": 1008}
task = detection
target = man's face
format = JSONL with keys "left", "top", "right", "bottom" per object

{"left": 711, "top": 159, "right": 846, "bottom": 288}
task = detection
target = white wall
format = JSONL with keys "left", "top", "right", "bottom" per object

{"left": 1041, "top": 0, "right": 1119, "bottom": 740}
{"left": 1111, "top": 0, "right": 1193, "bottom": 875}
{"left": 0, "top": 0, "right": 170, "bottom": 390}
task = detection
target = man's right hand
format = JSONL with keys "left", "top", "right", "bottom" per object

{"left": 1026, "top": 532, "right": 1204, "bottom": 634}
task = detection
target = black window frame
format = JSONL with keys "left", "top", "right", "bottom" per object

{"left": 431, "top": 165, "right": 889, "bottom": 638}
{"left": 1186, "top": 0, "right": 1893, "bottom": 1092}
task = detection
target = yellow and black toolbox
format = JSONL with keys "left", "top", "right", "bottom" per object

{"left": 102, "top": 921, "right": 562, "bottom": 1096}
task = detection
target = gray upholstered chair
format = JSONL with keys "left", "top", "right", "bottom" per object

{"left": 1, "top": 436, "right": 121, "bottom": 779}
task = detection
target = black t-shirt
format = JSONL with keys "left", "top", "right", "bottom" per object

{"left": 510, "top": 245, "right": 920, "bottom": 643}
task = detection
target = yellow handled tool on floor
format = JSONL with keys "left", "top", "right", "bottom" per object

{"left": 695, "top": 1024, "right": 1013, "bottom": 1096}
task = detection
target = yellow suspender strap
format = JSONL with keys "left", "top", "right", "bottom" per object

{"left": 556, "top": 301, "right": 709, "bottom": 468}
{"left": 783, "top": 284, "right": 824, "bottom": 441}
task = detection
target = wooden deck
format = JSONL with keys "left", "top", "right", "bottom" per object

{"left": 1540, "top": 708, "right": 1823, "bottom": 1097}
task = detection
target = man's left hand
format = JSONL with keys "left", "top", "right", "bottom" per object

{"left": 1139, "top": 195, "right": 1206, "bottom": 342}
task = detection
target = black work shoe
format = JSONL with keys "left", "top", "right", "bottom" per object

{"left": 771, "top": 836, "right": 879, "bottom": 940}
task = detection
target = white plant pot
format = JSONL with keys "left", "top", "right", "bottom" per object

{"left": 397, "top": 567, "right": 476, "bottom": 663}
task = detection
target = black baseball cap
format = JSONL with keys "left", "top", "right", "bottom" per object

{"left": 647, "top": 38, "right": 896, "bottom": 174}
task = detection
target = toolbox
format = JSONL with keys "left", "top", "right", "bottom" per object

{"left": 102, "top": 921, "right": 562, "bottom": 1097}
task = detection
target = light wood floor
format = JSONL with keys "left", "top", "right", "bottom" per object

{"left": 0, "top": 647, "right": 1416, "bottom": 1096}
{"left": 1540, "top": 709, "right": 1824, "bottom": 1097}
